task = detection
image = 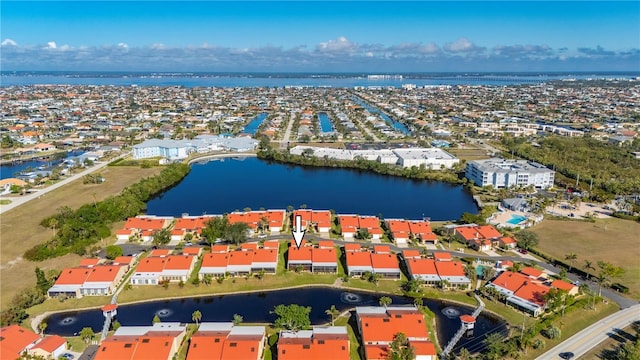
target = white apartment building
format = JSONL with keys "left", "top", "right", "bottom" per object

{"left": 465, "top": 158, "right": 555, "bottom": 189}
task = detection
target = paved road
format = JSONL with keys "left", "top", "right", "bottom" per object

{"left": 536, "top": 304, "right": 640, "bottom": 359}
{"left": 279, "top": 110, "right": 296, "bottom": 149}
{"left": 0, "top": 152, "right": 129, "bottom": 215}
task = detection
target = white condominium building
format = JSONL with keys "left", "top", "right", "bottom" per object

{"left": 465, "top": 158, "right": 555, "bottom": 189}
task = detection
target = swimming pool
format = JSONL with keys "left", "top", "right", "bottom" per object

{"left": 507, "top": 215, "right": 527, "bottom": 225}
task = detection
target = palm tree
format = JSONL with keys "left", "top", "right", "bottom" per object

{"left": 564, "top": 253, "right": 577, "bottom": 272}
{"left": 388, "top": 332, "right": 415, "bottom": 360}
{"left": 38, "top": 321, "right": 47, "bottom": 337}
{"left": 192, "top": 310, "right": 202, "bottom": 325}
{"left": 584, "top": 260, "right": 595, "bottom": 280}
{"left": 325, "top": 305, "right": 340, "bottom": 326}
{"left": 233, "top": 313, "right": 244, "bottom": 325}
{"left": 379, "top": 296, "right": 392, "bottom": 308}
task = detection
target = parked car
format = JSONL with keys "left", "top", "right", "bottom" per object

{"left": 559, "top": 352, "right": 575, "bottom": 359}
{"left": 519, "top": 248, "right": 528, "bottom": 255}
{"left": 60, "top": 353, "right": 74, "bottom": 360}
{"left": 258, "top": 233, "right": 267, "bottom": 239}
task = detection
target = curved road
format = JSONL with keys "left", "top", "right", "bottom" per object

{"left": 536, "top": 304, "right": 640, "bottom": 359}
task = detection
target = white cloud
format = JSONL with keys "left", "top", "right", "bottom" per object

{"left": 316, "top": 36, "right": 356, "bottom": 53}
{"left": 443, "top": 38, "right": 476, "bottom": 53}
{"left": 46, "top": 41, "right": 57, "bottom": 49}
{"left": 1, "top": 39, "right": 17, "bottom": 47}
{"left": 117, "top": 43, "right": 129, "bottom": 49}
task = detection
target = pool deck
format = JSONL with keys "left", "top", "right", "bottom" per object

{"left": 489, "top": 209, "right": 535, "bottom": 228}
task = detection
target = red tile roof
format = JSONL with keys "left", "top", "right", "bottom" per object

{"left": 370, "top": 253, "right": 399, "bottom": 270}
{"left": 343, "top": 243, "right": 361, "bottom": 252}
{"left": 164, "top": 255, "right": 195, "bottom": 270}
{"left": 187, "top": 333, "right": 227, "bottom": 360}
{"left": 434, "top": 261, "right": 466, "bottom": 277}
{"left": 359, "top": 309, "right": 429, "bottom": 343}
{"left": 387, "top": 220, "right": 410, "bottom": 233}
{"left": 520, "top": 267, "right": 544, "bottom": 278}
{"left": 201, "top": 253, "right": 230, "bottom": 268}
{"left": 135, "top": 258, "right": 167, "bottom": 273}
{"left": 85, "top": 265, "right": 123, "bottom": 282}
{"left": 30, "top": 335, "right": 66, "bottom": 353}
{"left": 312, "top": 248, "right": 337, "bottom": 263}
{"left": 221, "top": 335, "right": 264, "bottom": 360}
{"left": 346, "top": 251, "right": 372, "bottom": 267}
{"left": 54, "top": 268, "right": 92, "bottom": 285}
{"left": 131, "top": 335, "right": 175, "bottom": 360}
{"left": 433, "top": 252, "right": 452, "bottom": 261}
{"left": 123, "top": 217, "right": 166, "bottom": 231}
{"left": 288, "top": 247, "right": 312, "bottom": 262}
{"left": 513, "top": 282, "right": 549, "bottom": 306}
{"left": 227, "top": 251, "right": 254, "bottom": 266}
{"left": 551, "top": 279, "right": 576, "bottom": 292}
{"left": 279, "top": 334, "right": 349, "bottom": 360}
{"left": 406, "top": 258, "right": 437, "bottom": 276}
{"left": 0, "top": 325, "right": 40, "bottom": 360}
{"left": 491, "top": 271, "right": 530, "bottom": 292}
{"left": 373, "top": 245, "right": 390, "bottom": 254}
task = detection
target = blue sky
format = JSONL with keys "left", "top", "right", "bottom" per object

{"left": 1, "top": 1, "right": 639, "bottom": 72}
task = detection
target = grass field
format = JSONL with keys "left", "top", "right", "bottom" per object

{"left": 532, "top": 217, "right": 640, "bottom": 300}
{"left": 0, "top": 165, "right": 163, "bottom": 310}
{"left": 448, "top": 147, "right": 491, "bottom": 161}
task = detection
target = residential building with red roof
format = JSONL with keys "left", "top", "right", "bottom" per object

{"left": 434, "top": 261, "right": 472, "bottom": 289}
{"left": 130, "top": 255, "right": 196, "bottom": 285}
{"left": 405, "top": 258, "right": 441, "bottom": 284}
{"left": 408, "top": 221, "right": 438, "bottom": 244}
{"left": 370, "top": 253, "right": 401, "bottom": 279}
{"left": 338, "top": 215, "right": 359, "bottom": 239}
{"left": 287, "top": 246, "right": 313, "bottom": 272}
{"left": 95, "top": 323, "right": 187, "bottom": 360}
{"left": 312, "top": 247, "right": 338, "bottom": 273}
{"left": 356, "top": 306, "right": 436, "bottom": 360}
{"left": 117, "top": 216, "right": 170, "bottom": 242}
{"left": 346, "top": 251, "right": 373, "bottom": 277}
{"left": 551, "top": 279, "right": 578, "bottom": 296}
{"left": 199, "top": 244, "right": 279, "bottom": 277}
{"left": 0, "top": 325, "right": 41, "bottom": 360}
{"left": 170, "top": 215, "right": 215, "bottom": 241}
{"left": 278, "top": 326, "right": 350, "bottom": 360}
{"left": 520, "top": 267, "right": 547, "bottom": 280}
{"left": 386, "top": 219, "right": 411, "bottom": 246}
{"left": 228, "top": 210, "right": 286, "bottom": 235}
{"left": 454, "top": 224, "right": 502, "bottom": 251}
{"left": 343, "top": 243, "right": 362, "bottom": 252}
{"left": 48, "top": 261, "right": 128, "bottom": 298}
{"left": 28, "top": 335, "right": 67, "bottom": 359}
{"left": 486, "top": 271, "right": 550, "bottom": 316}
{"left": 433, "top": 252, "right": 452, "bottom": 262}
{"left": 401, "top": 249, "right": 421, "bottom": 260}
{"left": 182, "top": 247, "right": 204, "bottom": 257}
{"left": 186, "top": 323, "right": 266, "bottom": 360}
{"left": 497, "top": 236, "right": 517, "bottom": 249}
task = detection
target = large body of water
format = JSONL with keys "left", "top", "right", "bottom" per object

{"left": 146, "top": 157, "right": 477, "bottom": 220}
{"left": 45, "top": 287, "right": 507, "bottom": 352}
{"left": 3, "top": 72, "right": 637, "bottom": 88}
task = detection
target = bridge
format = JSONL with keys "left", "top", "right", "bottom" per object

{"left": 440, "top": 293, "right": 485, "bottom": 359}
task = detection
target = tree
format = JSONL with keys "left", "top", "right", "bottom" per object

{"left": 388, "top": 332, "right": 415, "bottom": 360}
{"left": 38, "top": 321, "right": 47, "bottom": 336}
{"left": 596, "top": 261, "right": 625, "bottom": 296}
{"left": 80, "top": 327, "right": 95, "bottom": 344}
{"left": 325, "top": 305, "right": 340, "bottom": 326}
{"left": 233, "top": 313, "right": 244, "bottom": 325}
{"left": 227, "top": 222, "right": 250, "bottom": 246}
{"left": 401, "top": 279, "right": 422, "bottom": 294}
{"left": 413, "top": 296, "right": 424, "bottom": 309}
{"left": 153, "top": 314, "right": 161, "bottom": 324}
{"left": 464, "top": 263, "right": 477, "bottom": 283}
{"left": 564, "top": 253, "right": 577, "bottom": 272}
{"left": 35, "top": 267, "right": 51, "bottom": 295}
{"left": 356, "top": 228, "right": 371, "bottom": 240}
{"left": 379, "top": 296, "right": 392, "bottom": 308}
{"left": 112, "top": 320, "right": 121, "bottom": 331}
{"left": 483, "top": 332, "right": 506, "bottom": 360}
{"left": 457, "top": 348, "right": 471, "bottom": 360}
{"left": 482, "top": 266, "right": 496, "bottom": 281}
{"left": 192, "top": 310, "right": 202, "bottom": 325}
{"left": 201, "top": 216, "right": 229, "bottom": 248}
{"left": 515, "top": 230, "right": 539, "bottom": 250}
{"left": 584, "top": 260, "right": 595, "bottom": 280}
{"left": 152, "top": 228, "right": 171, "bottom": 246}
{"left": 105, "top": 245, "right": 123, "bottom": 260}
{"left": 271, "top": 304, "right": 311, "bottom": 332}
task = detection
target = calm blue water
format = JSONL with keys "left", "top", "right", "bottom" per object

{"left": 351, "top": 96, "right": 410, "bottom": 135}
{"left": 44, "top": 287, "right": 507, "bottom": 351}
{"left": 242, "top": 112, "right": 268, "bottom": 135}
{"left": 4, "top": 72, "right": 634, "bottom": 88}
{"left": 317, "top": 112, "right": 334, "bottom": 133}
{"left": 507, "top": 215, "right": 527, "bottom": 225}
{"left": 0, "top": 150, "right": 84, "bottom": 179}
{"left": 146, "top": 157, "right": 477, "bottom": 220}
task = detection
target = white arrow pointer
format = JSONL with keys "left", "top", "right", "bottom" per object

{"left": 292, "top": 214, "right": 305, "bottom": 249}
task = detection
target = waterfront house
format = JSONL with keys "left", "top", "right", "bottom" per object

{"left": 48, "top": 262, "right": 127, "bottom": 298}
{"left": 130, "top": 254, "right": 196, "bottom": 285}
{"left": 0, "top": 178, "right": 27, "bottom": 195}
{"left": 227, "top": 210, "right": 286, "bottom": 235}
{"left": 95, "top": 323, "right": 187, "bottom": 360}
{"left": 293, "top": 209, "right": 332, "bottom": 234}
{"left": 405, "top": 258, "right": 441, "bottom": 285}
{"left": 187, "top": 323, "right": 266, "bottom": 360}
{"left": 370, "top": 253, "right": 401, "bottom": 279}
{"left": 408, "top": 221, "right": 438, "bottom": 245}
{"left": 199, "top": 253, "right": 230, "bottom": 277}
{"left": 346, "top": 251, "right": 373, "bottom": 277}
{"left": 226, "top": 251, "right": 253, "bottom": 275}
{"left": 171, "top": 215, "right": 215, "bottom": 242}
{"left": 486, "top": 271, "right": 548, "bottom": 316}
{"left": 338, "top": 215, "right": 359, "bottom": 239}
{"left": 355, "top": 306, "right": 436, "bottom": 360}
{"left": 386, "top": 219, "right": 411, "bottom": 246}
{"left": 312, "top": 247, "right": 338, "bottom": 273}
{"left": 117, "top": 216, "right": 170, "bottom": 242}
{"left": 434, "top": 261, "right": 472, "bottom": 290}
{"left": 251, "top": 248, "right": 279, "bottom": 273}
{"left": 278, "top": 326, "right": 350, "bottom": 360}
{"left": 287, "top": 245, "right": 313, "bottom": 272}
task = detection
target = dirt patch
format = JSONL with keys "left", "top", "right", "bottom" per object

{"left": 0, "top": 165, "right": 162, "bottom": 310}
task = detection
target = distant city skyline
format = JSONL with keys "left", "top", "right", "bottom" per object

{"left": 1, "top": 1, "right": 639, "bottom": 72}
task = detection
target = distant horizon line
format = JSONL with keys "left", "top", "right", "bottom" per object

{"left": 3, "top": 70, "right": 639, "bottom": 76}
